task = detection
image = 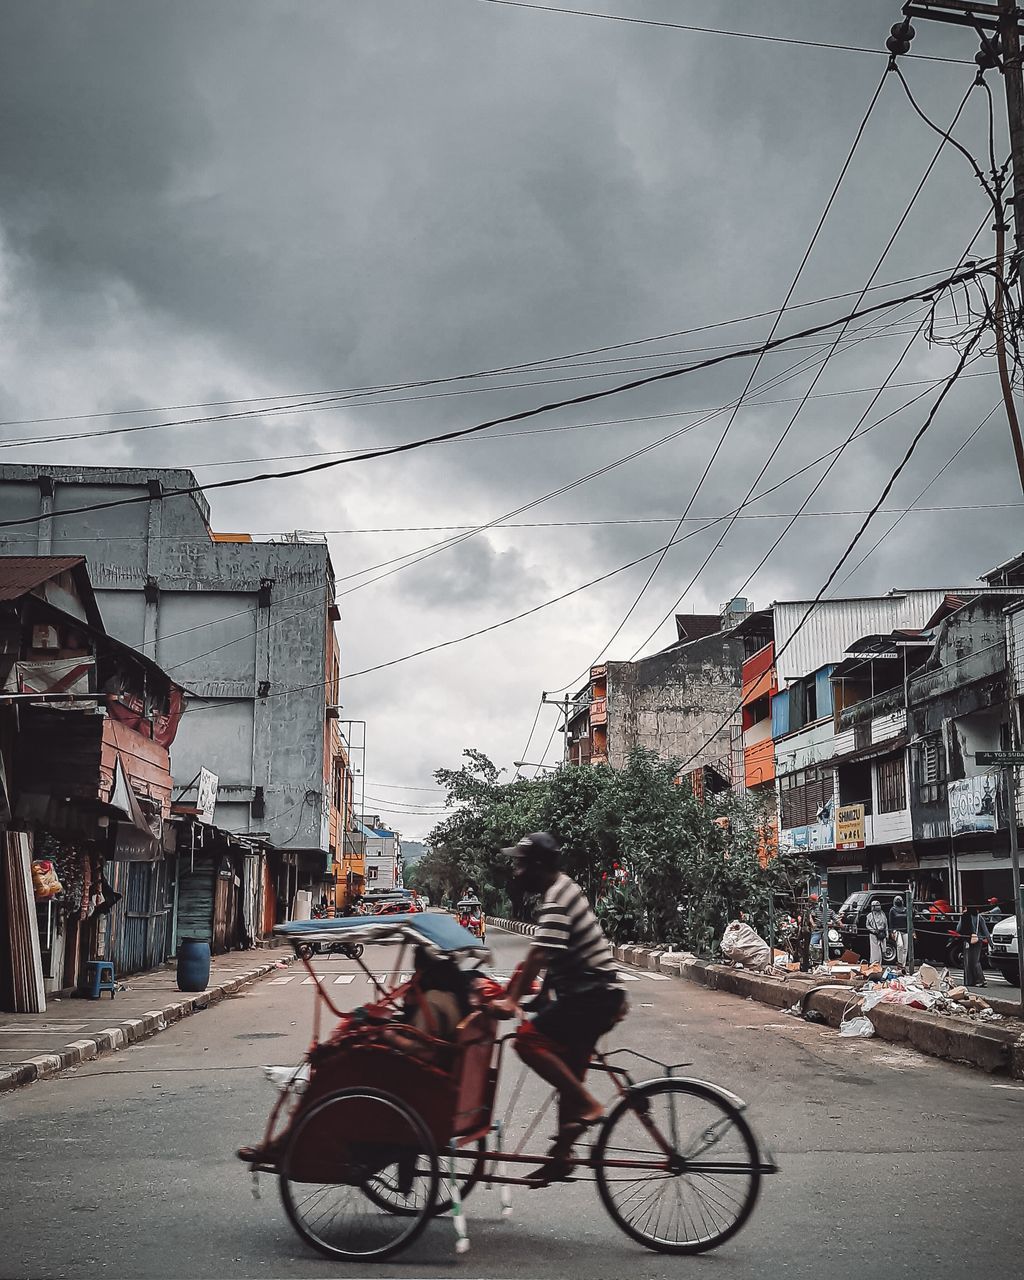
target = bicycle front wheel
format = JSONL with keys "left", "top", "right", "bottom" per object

{"left": 594, "top": 1079, "right": 761, "bottom": 1255}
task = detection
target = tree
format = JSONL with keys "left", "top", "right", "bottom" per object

{"left": 425, "top": 745, "right": 813, "bottom": 952}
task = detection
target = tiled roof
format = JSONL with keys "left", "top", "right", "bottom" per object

{"left": 0, "top": 555, "right": 86, "bottom": 601}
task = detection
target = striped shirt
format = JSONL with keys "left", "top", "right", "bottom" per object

{"left": 533, "top": 873, "right": 618, "bottom": 997}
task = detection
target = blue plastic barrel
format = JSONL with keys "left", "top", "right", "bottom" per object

{"left": 176, "top": 938, "right": 211, "bottom": 992}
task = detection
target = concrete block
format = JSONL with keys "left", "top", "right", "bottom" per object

{"left": 24, "top": 1054, "right": 63, "bottom": 1079}
{"left": 95, "top": 1027, "right": 125, "bottom": 1052}
{"left": 65, "top": 1039, "right": 98, "bottom": 1064}
{"left": 1011, "top": 1035, "right": 1024, "bottom": 1081}
{"left": 0, "top": 1063, "right": 38, "bottom": 1092}
{"left": 122, "top": 1019, "right": 146, "bottom": 1043}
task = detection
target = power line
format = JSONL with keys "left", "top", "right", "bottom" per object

{"left": 180, "top": 361, "right": 974, "bottom": 717}
{"left": 0, "top": 262, "right": 996, "bottom": 535}
{"left": 467, "top": 0, "right": 970, "bottom": 64}
{"left": 568, "top": 64, "right": 893, "bottom": 683}
{"left": 622, "top": 85, "right": 989, "bottom": 663}
{"left": 0, "top": 262, "right": 990, "bottom": 435}
{"left": 671, "top": 330, "right": 985, "bottom": 776}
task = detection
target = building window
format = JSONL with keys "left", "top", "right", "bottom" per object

{"left": 366, "top": 866, "right": 378, "bottom": 881}
{"left": 780, "top": 766, "right": 831, "bottom": 828}
{"left": 917, "top": 733, "right": 947, "bottom": 804}
{"left": 876, "top": 754, "right": 907, "bottom": 814}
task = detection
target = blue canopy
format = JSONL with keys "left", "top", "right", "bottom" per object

{"left": 274, "top": 912, "right": 489, "bottom": 958}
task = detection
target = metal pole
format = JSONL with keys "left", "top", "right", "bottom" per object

{"left": 768, "top": 893, "right": 776, "bottom": 966}
{"left": 1004, "top": 763, "right": 1024, "bottom": 1015}
{"left": 999, "top": 0, "right": 1024, "bottom": 257}
{"left": 905, "top": 880, "right": 915, "bottom": 973}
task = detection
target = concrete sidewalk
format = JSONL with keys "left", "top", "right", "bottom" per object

{"left": 0, "top": 947, "right": 293, "bottom": 1094}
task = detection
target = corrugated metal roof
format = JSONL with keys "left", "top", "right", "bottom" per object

{"left": 0, "top": 555, "right": 86, "bottom": 601}
{"left": 772, "top": 591, "right": 954, "bottom": 684}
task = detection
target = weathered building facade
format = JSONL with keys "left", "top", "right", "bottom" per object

{"left": 567, "top": 603, "right": 770, "bottom": 779}
{"left": 0, "top": 464, "right": 360, "bottom": 930}
{"left": 0, "top": 556, "right": 182, "bottom": 1008}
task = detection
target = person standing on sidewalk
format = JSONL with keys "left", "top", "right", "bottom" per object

{"left": 889, "top": 895, "right": 909, "bottom": 968}
{"left": 957, "top": 904, "right": 991, "bottom": 988}
{"left": 865, "top": 899, "right": 891, "bottom": 966}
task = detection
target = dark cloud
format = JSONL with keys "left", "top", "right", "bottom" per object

{"left": 0, "top": 2, "right": 1017, "bottom": 828}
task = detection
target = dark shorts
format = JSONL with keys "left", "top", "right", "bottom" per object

{"left": 526, "top": 985, "right": 627, "bottom": 1072}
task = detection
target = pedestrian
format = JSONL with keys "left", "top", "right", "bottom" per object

{"left": 865, "top": 898, "right": 891, "bottom": 966}
{"left": 984, "top": 896, "right": 1003, "bottom": 928}
{"left": 957, "top": 904, "right": 991, "bottom": 988}
{"left": 889, "top": 895, "right": 909, "bottom": 967}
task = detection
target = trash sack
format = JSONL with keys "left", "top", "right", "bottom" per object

{"left": 721, "top": 920, "right": 771, "bottom": 971}
{"left": 839, "top": 1015, "right": 876, "bottom": 1038}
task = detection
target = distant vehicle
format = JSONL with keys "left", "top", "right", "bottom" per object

{"left": 836, "top": 888, "right": 975, "bottom": 968}
{"left": 419, "top": 895, "right": 431, "bottom": 908}
{"left": 988, "top": 916, "right": 1020, "bottom": 985}
{"left": 455, "top": 895, "right": 485, "bottom": 941}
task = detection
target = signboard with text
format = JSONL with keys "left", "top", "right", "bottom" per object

{"left": 835, "top": 803, "right": 866, "bottom": 850}
{"left": 196, "top": 768, "right": 219, "bottom": 826}
{"left": 948, "top": 772, "right": 999, "bottom": 836}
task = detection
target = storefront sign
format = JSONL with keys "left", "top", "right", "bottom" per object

{"left": 779, "top": 820, "right": 834, "bottom": 853}
{"left": 835, "top": 803, "right": 866, "bottom": 851}
{"left": 196, "top": 768, "right": 219, "bottom": 826}
{"left": 948, "top": 773, "right": 999, "bottom": 836}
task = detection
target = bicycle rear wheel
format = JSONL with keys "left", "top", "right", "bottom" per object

{"left": 363, "top": 1136, "right": 487, "bottom": 1217}
{"left": 594, "top": 1079, "right": 761, "bottom": 1255}
{"left": 280, "top": 1088, "right": 439, "bottom": 1261}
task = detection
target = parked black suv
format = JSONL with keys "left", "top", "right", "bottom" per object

{"left": 836, "top": 887, "right": 965, "bottom": 966}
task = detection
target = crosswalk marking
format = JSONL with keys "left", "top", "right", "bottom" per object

{"left": 641, "top": 972, "right": 671, "bottom": 981}
{"left": 616, "top": 971, "right": 640, "bottom": 982}
{"left": 268, "top": 975, "right": 295, "bottom": 985}
{"left": 301, "top": 976, "right": 326, "bottom": 986}
{"left": 266, "top": 968, "right": 676, "bottom": 990}
{"left": 333, "top": 974, "right": 356, "bottom": 985}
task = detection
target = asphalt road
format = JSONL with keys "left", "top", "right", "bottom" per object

{"left": 2, "top": 926, "right": 1022, "bottom": 1280}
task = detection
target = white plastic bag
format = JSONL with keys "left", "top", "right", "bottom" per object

{"left": 721, "top": 920, "right": 771, "bottom": 971}
{"left": 264, "top": 1063, "right": 309, "bottom": 1094}
{"left": 839, "top": 1015, "right": 876, "bottom": 1038}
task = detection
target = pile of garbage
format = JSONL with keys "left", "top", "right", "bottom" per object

{"left": 857, "top": 965, "right": 1004, "bottom": 1022}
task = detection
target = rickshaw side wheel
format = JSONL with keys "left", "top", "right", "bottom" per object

{"left": 279, "top": 1087, "right": 440, "bottom": 1262}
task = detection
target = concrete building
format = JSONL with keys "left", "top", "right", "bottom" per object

{"left": 566, "top": 600, "right": 771, "bottom": 783}
{"left": 0, "top": 464, "right": 359, "bottom": 924}
{"left": 358, "top": 816, "right": 402, "bottom": 891}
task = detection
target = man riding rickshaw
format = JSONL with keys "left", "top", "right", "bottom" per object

{"left": 455, "top": 895, "right": 485, "bottom": 941}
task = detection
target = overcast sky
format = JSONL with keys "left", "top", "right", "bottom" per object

{"left": 1, "top": 1, "right": 1020, "bottom": 836}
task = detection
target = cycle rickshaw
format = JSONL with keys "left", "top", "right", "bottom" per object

{"left": 454, "top": 894, "right": 486, "bottom": 941}
{"left": 242, "top": 913, "right": 776, "bottom": 1262}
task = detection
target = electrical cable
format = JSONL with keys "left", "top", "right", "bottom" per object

{"left": 670, "top": 331, "right": 985, "bottom": 776}
{"left": 467, "top": 0, "right": 970, "bottom": 64}
{"left": 554, "top": 64, "right": 896, "bottom": 686}
{"left": 830, "top": 400, "right": 1002, "bottom": 590}
{"left": 178, "top": 362, "right": 973, "bottom": 717}
{"left": 512, "top": 698, "right": 545, "bottom": 780}
{"left": 621, "top": 89, "right": 990, "bottom": 665}
{"left": 0, "top": 262, "right": 992, "bottom": 434}
{"left": 333, "top": 305, "right": 945, "bottom": 601}
{"left": 0, "top": 262, "right": 995, "bottom": 534}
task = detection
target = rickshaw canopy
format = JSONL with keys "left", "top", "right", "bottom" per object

{"left": 274, "top": 912, "right": 490, "bottom": 958}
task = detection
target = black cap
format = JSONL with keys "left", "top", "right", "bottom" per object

{"left": 503, "top": 831, "right": 561, "bottom": 865}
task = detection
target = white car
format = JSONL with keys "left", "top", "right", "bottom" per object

{"left": 988, "top": 916, "right": 1021, "bottom": 986}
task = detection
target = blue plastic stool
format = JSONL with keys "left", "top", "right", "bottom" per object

{"left": 86, "top": 960, "right": 116, "bottom": 1000}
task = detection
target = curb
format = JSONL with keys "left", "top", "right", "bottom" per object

{"left": 486, "top": 919, "right": 1024, "bottom": 1079}
{"left": 0, "top": 953, "right": 294, "bottom": 1096}
{"left": 486, "top": 915, "right": 537, "bottom": 937}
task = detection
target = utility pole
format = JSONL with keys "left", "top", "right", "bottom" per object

{"left": 899, "top": 2, "right": 1024, "bottom": 490}
{"left": 541, "top": 690, "right": 574, "bottom": 767}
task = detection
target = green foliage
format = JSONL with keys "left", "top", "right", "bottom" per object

{"left": 424, "top": 746, "right": 813, "bottom": 952}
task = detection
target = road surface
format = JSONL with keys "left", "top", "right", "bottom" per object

{"left": 1, "top": 926, "right": 1021, "bottom": 1279}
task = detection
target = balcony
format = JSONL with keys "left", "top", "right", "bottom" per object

{"left": 836, "top": 687, "right": 904, "bottom": 733}
{"left": 743, "top": 738, "right": 775, "bottom": 788}
{"left": 590, "top": 696, "right": 607, "bottom": 725}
